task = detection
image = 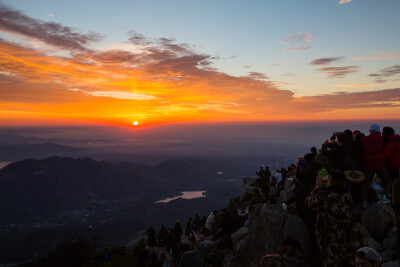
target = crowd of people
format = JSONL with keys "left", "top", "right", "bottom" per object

{"left": 134, "top": 208, "right": 244, "bottom": 266}
{"left": 136, "top": 123, "right": 398, "bottom": 267}
{"left": 254, "top": 123, "right": 399, "bottom": 266}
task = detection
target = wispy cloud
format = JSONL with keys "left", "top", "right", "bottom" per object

{"left": 0, "top": 3, "right": 102, "bottom": 52}
{"left": 339, "top": 0, "right": 354, "bottom": 4}
{"left": 247, "top": 72, "right": 268, "bottom": 80}
{"left": 0, "top": 1, "right": 399, "bottom": 124}
{"left": 84, "top": 91, "right": 155, "bottom": 100}
{"left": 330, "top": 83, "right": 375, "bottom": 88}
{"left": 369, "top": 65, "right": 400, "bottom": 83}
{"left": 315, "top": 66, "right": 360, "bottom": 78}
{"left": 310, "top": 57, "right": 344, "bottom": 65}
{"left": 281, "top": 32, "right": 313, "bottom": 52}
{"left": 353, "top": 50, "right": 400, "bottom": 61}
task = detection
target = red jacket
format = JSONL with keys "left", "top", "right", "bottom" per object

{"left": 362, "top": 132, "right": 385, "bottom": 169}
{"left": 373, "top": 134, "right": 400, "bottom": 169}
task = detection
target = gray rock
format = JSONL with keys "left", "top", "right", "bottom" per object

{"left": 194, "top": 239, "right": 218, "bottom": 264}
{"left": 231, "top": 204, "right": 311, "bottom": 267}
{"left": 381, "top": 250, "right": 397, "bottom": 263}
{"left": 357, "top": 223, "right": 383, "bottom": 251}
{"left": 231, "top": 226, "right": 248, "bottom": 242}
{"left": 283, "top": 214, "right": 312, "bottom": 253}
{"left": 227, "top": 196, "right": 241, "bottom": 214}
{"left": 382, "top": 259, "right": 400, "bottom": 266}
{"left": 361, "top": 203, "right": 396, "bottom": 243}
{"left": 277, "top": 178, "right": 295, "bottom": 204}
{"left": 383, "top": 226, "right": 398, "bottom": 251}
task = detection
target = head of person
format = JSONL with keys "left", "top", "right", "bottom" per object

{"left": 343, "top": 129, "right": 353, "bottom": 142}
{"left": 310, "top": 146, "right": 317, "bottom": 155}
{"left": 369, "top": 124, "right": 381, "bottom": 135}
{"left": 355, "top": 247, "right": 382, "bottom": 267}
{"left": 382, "top": 126, "right": 395, "bottom": 141}
{"left": 354, "top": 132, "right": 365, "bottom": 144}
{"left": 353, "top": 130, "right": 361, "bottom": 138}
{"left": 304, "top": 153, "right": 314, "bottom": 164}
{"left": 328, "top": 169, "right": 345, "bottom": 186}
{"left": 336, "top": 133, "right": 348, "bottom": 146}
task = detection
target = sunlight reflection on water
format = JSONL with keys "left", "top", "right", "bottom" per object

{"left": 0, "top": 162, "right": 12, "bottom": 170}
{"left": 156, "top": 191, "right": 206, "bottom": 203}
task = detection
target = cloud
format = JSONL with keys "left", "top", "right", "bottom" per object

{"left": 0, "top": 3, "right": 102, "bottom": 51}
{"left": 1, "top": 1, "right": 399, "bottom": 124}
{"left": 354, "top": 56, "right": 400, "bottom": 60}
{"left": 339, "top": 0, "right": 354, "bottom": 4}
{"left": 315, "top": 66, "right": 360, "bottom": 78}
{"left": 281, "top": 32, "right": 313, "bottom": 51}
{"left": 368, "top": 65, "right": 400, "bottom": 83}
{"left": 47, "top": 13, "right": 54, "bottom": 17}
{"left": 293, "top": 88, "right": 400, "bottom": 111}
{"left": 247, "top": 72, "right": 268, "bottom": 80}
{"left": 83, "top": 90, "right": 155, "bottom": 100}
{"left": 353, "top": 50, "right": 400, "bottom": 61}
{"left": 310, "top": 57, "right": 344, "bottom": 65}
{"left": 330, "top": 83, "right": 375, "bottom": 88}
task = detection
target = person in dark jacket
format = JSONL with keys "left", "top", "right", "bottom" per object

{"left": 361, "top": 124, "right": 392, "bottom": 203}
{"left": 146, "top": 227, "right": 158, "bottom": 247}
{"left": 372, "top": 126, "right": 400, "bottom": 181}
{"left": 173, "top": 220, "right": 183, "bottom": 242}
{"left": 321, "top": 132, "right": 353, "bottom": 172}
{"left": 284, "top": 171, "right": 313, "bottom": 220}
{"left": 298, "top": 153, "right": 321, "bottom": 186}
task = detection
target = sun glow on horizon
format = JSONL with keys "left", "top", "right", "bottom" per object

{"left": 133, "top": 121, "right": 139, "bottom": 126}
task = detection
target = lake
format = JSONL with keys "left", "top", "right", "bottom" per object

{"left": 0, "top": 162, "right": 12, "bottom": 170}
{"left": 156, "top": 191, "right": 206, "bottom": 203}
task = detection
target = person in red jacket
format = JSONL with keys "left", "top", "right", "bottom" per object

{"left": 372, "top": 127, "right": 400, "bottom": 181}
{"left": 361, "top": 124, "right": 392, "bottom": 203}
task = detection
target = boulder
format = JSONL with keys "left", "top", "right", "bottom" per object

{"left": 361, "top": 204, "right": 396, "bottom": 243}
{"left": 194, "top": 239, "right": 219, "bottom": 264}
{"left": 283, "top": 214, "right": 312, "bottom": 253}
{"left": 357, "top": 223, "right": 383, "bottom": 251}
{"left": 277, "top": 178, "right": 295, "bottom": 204}
{"left": 383, "top": 226, "right": 397, "bottom": 251}
{"left": 242, "top": 177, "right": 259, "bottom": 193}
{"left": 231, "top": 226, "right": 249, "bottom": 251}
{"left": 381, "top": 250, "right": 397, "bottom": 263}
{"left": 240, "top": 177, "right": 260, "bottom": 202}
{"left": 229, "top": 204, "right": 311, "bottom": 267}
{"left": 227, "top": 196, "right": 241, "bottom": 214}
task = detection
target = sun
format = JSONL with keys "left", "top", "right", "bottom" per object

{"left": 133, "top": 121, "right": 139, "bottom": 126}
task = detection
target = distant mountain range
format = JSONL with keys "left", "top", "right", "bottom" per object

{"left": 0, "top": 156, "right": 245, "bottom": 263}
{"left": 0, "top": 143, "right": 80, "bottom": 161}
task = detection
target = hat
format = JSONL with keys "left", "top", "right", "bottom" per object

{"left": 352, "top": 130, "right": 361, "bottom": 136}
{"left": 344, "top": 170, "right": 365, "bottom": 183}
{"left": 356, "top": 247, "right": 382, "bottom": 263}
{"left": 369, "top": 124, "right": 380, "bottom": 133}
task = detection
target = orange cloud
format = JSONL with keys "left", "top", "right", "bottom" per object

{"left": 0, "top": 2, "right": 399, "bottom": 126}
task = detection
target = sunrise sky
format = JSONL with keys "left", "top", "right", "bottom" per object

{"left": 1, "top": 0, "right": 400, "bottom": 127}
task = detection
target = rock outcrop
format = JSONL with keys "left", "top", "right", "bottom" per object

{"left": 215, "top": 178, "right": 399, "bottom": 266}
{"left": 361, "top": 203, "right": 397, "bottom": 243}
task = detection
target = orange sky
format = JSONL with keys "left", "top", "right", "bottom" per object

{"left": 1, "top": 2, "right": 400, "bottom": 127}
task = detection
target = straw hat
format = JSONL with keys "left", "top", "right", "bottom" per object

{"left": 344, "top": 170, "right": 365, "bottom": 183}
